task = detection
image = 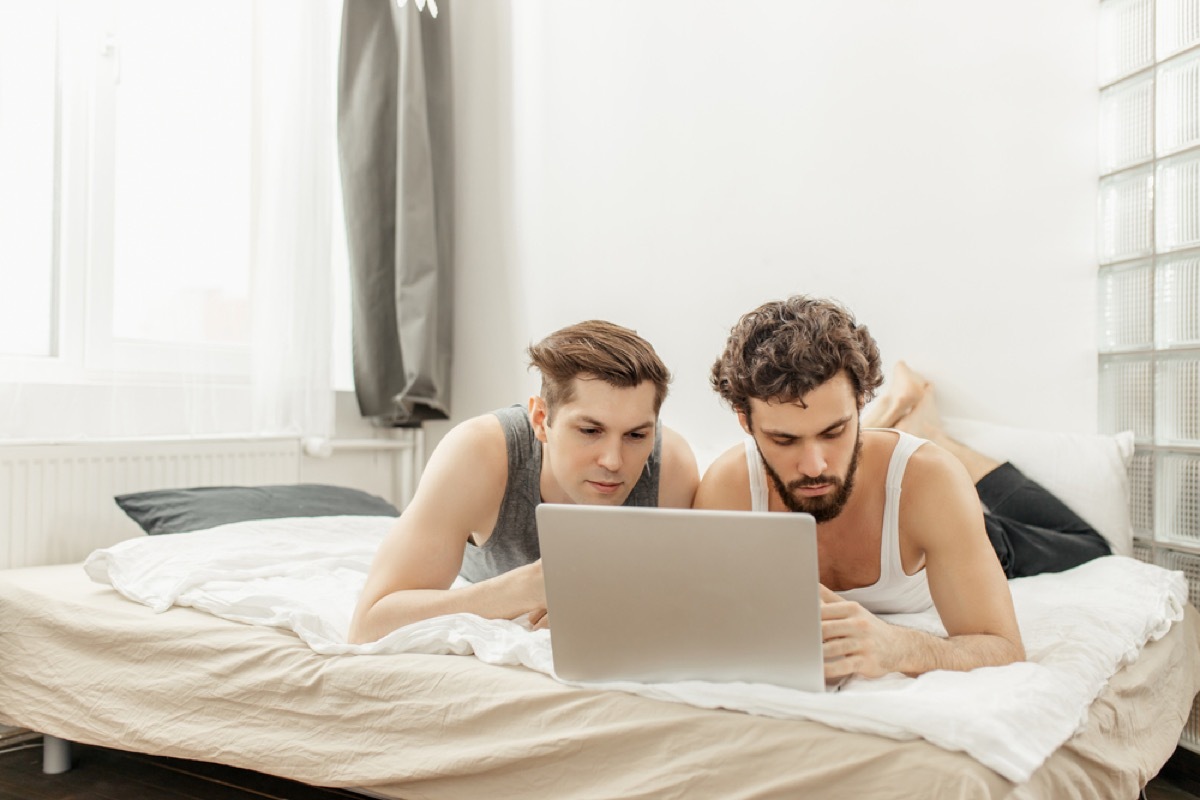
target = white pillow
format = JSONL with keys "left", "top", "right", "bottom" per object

{"left": 940, "top": 417, "right": 1135, "bottom": 557}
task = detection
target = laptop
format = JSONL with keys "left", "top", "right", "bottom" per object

{"left": 535, "top": 504, "right": 824, "bottom": 692}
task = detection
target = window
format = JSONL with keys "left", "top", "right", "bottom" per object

{"left": 0, "top": 1, "right": 343, "bottom": 440}
{"left": 107, "top": 1, "right": 254, "bottom": 349}
{"left": 1097, "top": 0, "right": 1200, "bottom": 567}
{"left": 0, "top": 1, "right": 261, "bottom": 381}
{"left": 0, "top": 4, "right": 58, "bottom": 359}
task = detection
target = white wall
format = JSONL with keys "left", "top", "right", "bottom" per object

{"left": 444, "top": 1, "right": 1100, "bottom": 467}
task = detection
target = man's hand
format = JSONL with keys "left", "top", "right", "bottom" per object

{"left": 504, "top": 559, "right": 548, "bottom": 627}
{"left": 820, "top": 585, "right": 906, "bottom": 681}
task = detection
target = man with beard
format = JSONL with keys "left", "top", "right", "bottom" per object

{"left": 695, "top": 295, "right": 1026, "bottom": 681}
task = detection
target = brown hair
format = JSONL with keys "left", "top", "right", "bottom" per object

{"left": 710, "top": 295, "right": 883, "bottom": 414}
{"left": 528, "top": 320, "right": 670, "bottom": 418}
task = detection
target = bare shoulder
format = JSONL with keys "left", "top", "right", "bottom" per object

{"left": 357, "top": 412, "right": 513, "bottom": 606}
{"left": 409, "top": 411, "right": 509, "bottom": 515}
{"left": 903, "top": 440, "right": 973, "bottom": 490}
{"left": 658, "top": 425, "right": 700, "bottom": 508}
{"left": 693, "top": 442, "right": 753, "bottom": 510}
{"left": 430, "top": 411, "right": 507, "bottom": 460}
{"left": 899, "top": 440, "right": 985, "bottom": 546}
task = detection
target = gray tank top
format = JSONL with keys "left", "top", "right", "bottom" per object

{"left": 459, "top": 405, "right": 663, "bottom": 583}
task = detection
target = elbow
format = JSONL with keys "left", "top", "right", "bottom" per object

{"left": 346, "top": 607, "right": 376, "bottom": 645}
{"left": 992, "top": 633, "right": 1025, "bottom": 667}
{"left": 346, "top": 623, "right": 368, "bottom": 646}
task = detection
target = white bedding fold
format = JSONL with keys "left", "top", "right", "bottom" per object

{"left": 83, "top": 516, "right": 1186, "bottom": 784}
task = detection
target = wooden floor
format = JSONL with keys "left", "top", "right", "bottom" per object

{"left": 1155, "top": 749, "right": 1200, "bottom": 800}
{"left": 2, "top": 735, "right": 1200, "bottom": 799}
{"left": 0, "top": 737, "right": 363, "bottom": 800}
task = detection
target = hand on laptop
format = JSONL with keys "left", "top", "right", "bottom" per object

{"left": 503, "top": 559, "right": 548, "bottom": 628}
{"left": 819, "top": 585, "right": 905, "bottom": 681}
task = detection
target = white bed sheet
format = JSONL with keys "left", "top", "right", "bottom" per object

{"left": 83, "top": 515, "right": 1187, "bottom": 784}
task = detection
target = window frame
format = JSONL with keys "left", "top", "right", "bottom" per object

{"left": 0, "top": 0, "right": 258, "bottom": 387}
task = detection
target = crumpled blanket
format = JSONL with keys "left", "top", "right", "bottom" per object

{"left": 83, "top": 515, "right": 1186, "bottom": 783}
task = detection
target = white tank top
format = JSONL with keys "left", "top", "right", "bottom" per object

{"left": 744, "top": 428, "right": 934, "bottom": 615}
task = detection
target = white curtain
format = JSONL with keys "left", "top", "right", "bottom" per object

{"left": 0, "top": 1, "right": 340, "bottom": 444}
{"left": 251, "top": 0, "right": 338, "bottom": 445}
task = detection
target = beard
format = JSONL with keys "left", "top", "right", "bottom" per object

{"left": 760, "top": 431, "right": 862, "bottom": 522}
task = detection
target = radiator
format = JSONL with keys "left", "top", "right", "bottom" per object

{"left": 0, "top": 438, "right": 301, "bottom": 570}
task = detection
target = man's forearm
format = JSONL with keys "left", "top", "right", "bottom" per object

{"left": 349, "top": 573, "right": 538, "bottom": 644}
{"left": 891, "top": 627, "right": 1025, "bottom": 676}
{"left": 351, "top": 586, "right": 485, "bottom": 643}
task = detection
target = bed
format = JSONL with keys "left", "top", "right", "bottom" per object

{"left": 0, "top": 421, "right": 1195, "bottom": 799}
{"left": 0, "top": 519, "right": 1197, "bottom": 800}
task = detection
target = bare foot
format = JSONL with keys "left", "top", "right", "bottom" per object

{"left": 893, "top": 383, "right": 943, "bottom": 440}
{"left": 862, "top": 361, "right": 930, "bottom": 428}
{"left": 895, "top": 386, "right": 1001, "bottom": 483}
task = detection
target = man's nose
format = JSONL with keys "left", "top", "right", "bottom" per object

{"left": 597, "top": 437, "right": 623, "bottom": 472}
{"left": 796, "top": 443, "right": 827, "bottom": 478}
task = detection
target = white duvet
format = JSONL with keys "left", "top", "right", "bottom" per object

{"left": 84, "top": 515, "right": 1187, "bottom": 784}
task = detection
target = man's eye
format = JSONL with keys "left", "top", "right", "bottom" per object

{"left": 579, "top": 427, "right": 600, "bottom": 436}
{"left": 626, "top": 431, "right": 648, "bottom": 441}
{"left": 771, "top": 438, "right": 794, "bottom": 447}
{"left": 822, "top": 428, "right": 846, "bottom": 440}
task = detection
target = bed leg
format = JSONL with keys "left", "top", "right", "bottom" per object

{"left": 41, "top": 735, "right": 72, "bottom": 774}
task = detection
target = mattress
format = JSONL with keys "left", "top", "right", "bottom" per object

{"left": 1, "top": 562, "right": 1197, "bottom": 800}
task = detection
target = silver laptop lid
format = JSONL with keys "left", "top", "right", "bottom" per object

{"left": 536, "top": 504, "right": 823, "bottom": 692}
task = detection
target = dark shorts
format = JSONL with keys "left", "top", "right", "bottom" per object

{"left": 978, "top": 462, "right": 1112, "bottom": 579}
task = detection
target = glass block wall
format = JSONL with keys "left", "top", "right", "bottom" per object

{"left": 1098, "top": 0, "right": 1200, "bottom": 753}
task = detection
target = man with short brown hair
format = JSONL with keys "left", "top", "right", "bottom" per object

{"left": 349, "top": 320, "right": 698, "bottom": 643}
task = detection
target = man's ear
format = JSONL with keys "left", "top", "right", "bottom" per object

{"left": 529, "top": 395, "right": 550, "bottom": 443}
{"left": 736, "top": 409, "right": 752, "bottom": 436}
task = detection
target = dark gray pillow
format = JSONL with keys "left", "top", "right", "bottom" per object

{"left": 114, "top": 484, "right": 400, "bottom": 535}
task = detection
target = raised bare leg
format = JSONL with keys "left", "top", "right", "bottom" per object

{"left": 893, "top": 385, "right": 1001, "bottom": 484}
{"left": 862, "top": 361, "right": 929, "bottom": 428}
